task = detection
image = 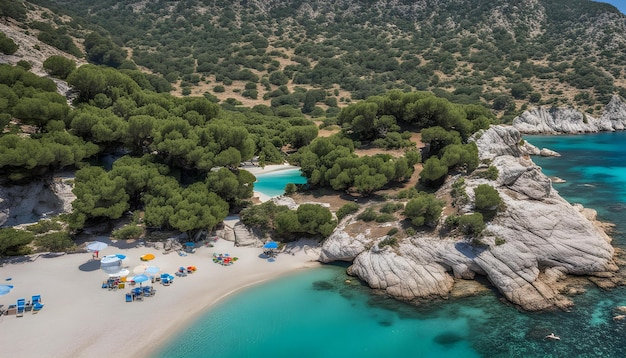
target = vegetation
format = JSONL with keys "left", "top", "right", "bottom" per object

{"left": 403, "top": 193, "right": 445, "bottom": 228}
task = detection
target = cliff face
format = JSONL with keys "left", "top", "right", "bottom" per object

{"left": 512, "top": 95, "right": 626, "bottom": 134}
{"left": 320, "top": 125, "right": 618, "bottom": 311}
{"left": 0, "top": 174, "right": 75, "bottom": 227}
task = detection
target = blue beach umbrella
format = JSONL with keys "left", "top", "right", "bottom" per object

{"left": 145, "top": 266, "right": 160, "bottom": 275}
{"left": 115, "top": 254, "right": 126, "bottom": 260}
{"left": 132, "top": 274, "right": 150, "bottom": 286}
{"left": 263, "top": 241, "right": 278, "bottom": 249}
{"left": 0, "top": 284, "right": 14, "bottom": 296}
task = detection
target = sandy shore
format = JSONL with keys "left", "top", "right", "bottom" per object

{"left": 0, "top": 237, "right": 320, "bottom": 357}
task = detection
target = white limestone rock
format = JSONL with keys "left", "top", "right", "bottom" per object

{"left": 512, "top": 95, "right": 626, "bottom": 134}
{"left": 322, "top": 126, "right": 618, "bottom": 311}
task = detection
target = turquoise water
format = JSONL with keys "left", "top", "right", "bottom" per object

{"left": 253, "top": 168, "right": 308, "bottom": 198}
{"left": 157, "top": 132, "right": 626, "bottom": 357}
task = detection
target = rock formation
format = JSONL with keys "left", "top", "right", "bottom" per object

{"left": 0, "top": 174, "right": 75, "bottom": 227}
{"left": 512, "top": 95, "right": 626, "bottom": 134}
{"left": 319, "top": 125, "right": 618, "bottom": 311}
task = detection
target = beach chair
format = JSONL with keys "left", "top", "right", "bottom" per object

{"left": 32, "top": 295, "right": 42, "bottom": 305}
{"left": 125, "top": 293, "right": 134, "bottom": 302}
{"left": 16, "top": 298, "right": 25, "bottom": 317}
{"left": 32, "top": 302, "right": 44, "bottom": 314}
{"left": 161, "top": 273, "right": 171, "bottom": 286}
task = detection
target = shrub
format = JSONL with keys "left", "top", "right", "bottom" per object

{"left": 474, "top": 184, "right": 501, "bottom": 211}
{"left": 112, "top": 225, "right": 143, "bottom": 240}
{"left": 403, "top": 192, "right": 444, "bottom": 227}
{"left": 43, "top": 55, "right": 76, "bottom": 79}
{"left": 375, "top": 213, "right": 396, "bottom": 223}
{"left": 35, "top": 232, "right": 74, "bottom": 252}
{"left": 380, "top": 202, "right": 404, "bottom": 214}
{"left": 387, "top": 228, "right": 399, "bottom": 236}
{"left": 284, "top": 183, "right": 297, "bottom": 195}
{"left": 495, "top": 237, "right": 506, "bottom": 245}
{"left": 457, "top": 213, "right": 485, "bottom": 236}
{"left": 336, "top": 202, "right": 359, "bottom": 221}
{"left": 213, "top": 85, "right": 225, "bottom": 93}
{"left": 379, "top": 236, "right": 398, "bottom": 247}
{"left": 26, "top": 220, "right": 63, "bottom": 234}
{"left": 357, "top": 207, "right": 378, "bottom": 222}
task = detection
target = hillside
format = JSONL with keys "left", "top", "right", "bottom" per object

{"left": 2, "top": 0, "right": 625, "bottom": 118}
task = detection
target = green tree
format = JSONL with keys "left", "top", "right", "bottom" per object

{"left": 0, "top": 32, "right": 18, "bottom": 54}
{"left": 474, "top": 184, "right": 501, "bottom": 211}
{"left": 403, "top": 192, "right": 444, "bottom": 227}
{"left": 0, "top": 228, "right": 34, "bottom": 256}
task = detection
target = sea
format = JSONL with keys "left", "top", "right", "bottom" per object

{"left": 253, "top": 168, "right": 308, "bottom": 198}
{"left": 155, "top": 133, "right": 626, "bottom": 358}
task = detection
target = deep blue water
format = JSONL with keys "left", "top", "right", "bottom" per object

{"left": 253, "top": 168, "right": 308, "bottom": 198}
{"left": 156, "top": 132, "right": 626, "bottom": 357}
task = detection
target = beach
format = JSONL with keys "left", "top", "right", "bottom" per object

{"left": 0, "top": 164, "right": 318, "bottom": 358}
{"left": 0, "top": 237, "right": 320, "bottom": 357}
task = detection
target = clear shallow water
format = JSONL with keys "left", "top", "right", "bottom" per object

{"left": 253, "top": 168, "right": 308, "bottom": 198}
{"left": 157, "top": 132, "right": 626, "bottom": 357}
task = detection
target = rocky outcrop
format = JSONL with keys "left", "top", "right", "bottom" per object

{"left": 320, "top": 126, "right": 618, "bottom": 311}
{"left": 512, "top": 95, "right": 626, "bottom": 134}
{"left": 0, "top": 174, "right": 75, "bottom": 227}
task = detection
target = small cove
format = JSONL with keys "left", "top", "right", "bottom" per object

{"left": 156, "top": 132, "right": 626, "bottom": 357}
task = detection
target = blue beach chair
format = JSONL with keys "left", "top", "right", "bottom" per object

{"left": 16, "top": 298, "right": 25, "bottom": 317}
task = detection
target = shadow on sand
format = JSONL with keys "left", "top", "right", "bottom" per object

{"left": 78, "top": 259, "right": 101, "bottom": 272}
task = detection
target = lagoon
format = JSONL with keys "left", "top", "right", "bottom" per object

{"left": 253, "top": 168, "right": 308, "bottom": 198}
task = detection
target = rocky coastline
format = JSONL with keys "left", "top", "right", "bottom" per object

{"left": 512, "top": 95, "right": 626, "bottom": 134}
{"left": 319, "top": 125, "right": 624, "bottom": 311}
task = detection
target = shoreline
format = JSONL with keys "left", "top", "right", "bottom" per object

{"left": 0, "top": 162, "right": 318, "bottom": 357}
{"left": 0, "top": 238, "right": 321, "bottom": 357}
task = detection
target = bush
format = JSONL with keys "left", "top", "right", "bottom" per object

{"left": 35, "top": 232, "right": 74, "bottom": 252}
{"left": 387, "top": 227, "right": 399, "bottom": 236}
{"left": 474, "top": 184, "right": 501, "bottom": 211}
{"left": 457, "top": 213, "right": 485, "bottom": 236}
{"left": 26, "top": 220, "right": 63, "bottom": 234}
{"left": 403, "top": 192, "right": 444, "bottom": 227}
{"left": 284, "top": 183, "right": 297, "bottom": 195}
{"left": 357, "top": 207, "right": 378, "bottom": 222}
{"left": 112, "top": 225, "right": 143, "bottom": 240}
{"left": 43, "top": 55, "right": 76, "bottom": 79}
{"left": 213, "top": 85, "right": 225, "bottom": 93}
{"left": 379, "top": 236, "right": 398, "bottom": 247}
{"left": 380, "top": 202, "right": 404, "bottom": 214}
{"left": 495, "top": 237, "right": 506, "bottom": 245}
{"left": 375, "top": 213, "right": 396, "bottom": 223}
{"left": 336, "top": 202, "right": 359, "bottom": 221}
{"left": 0, "top": 32, "right": 18, "bottom": 55}
{"left": 0, "top": 228, "right": 34, "bottom": 256}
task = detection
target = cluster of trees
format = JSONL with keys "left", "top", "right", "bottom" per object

{"left": 32, "top": 0, "right": 626, "bottom": 114}
{"left": 291, "top": 135, "right": 419, "bottom": 195}
{"left": 0, "top": 32, "right": 18, "bottom": 55}
{"left": 240, "top": 201, "right": 336, "bottom": 239}
{"left": 30, "top": 21, "right": 82, "bottom": 58}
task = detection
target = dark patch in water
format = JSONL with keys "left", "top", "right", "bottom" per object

{"left": 434, "top": 332, "right": 464, "bottom": 346}
{"left": 378, "top": 319, "right": 393, "bottom": 327}
{"left": 312, "top": 280, "right": 334, "bottom": 291}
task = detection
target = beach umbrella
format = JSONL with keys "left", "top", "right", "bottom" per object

{"left": 0, "top": 284, "right": 14, "bottom": 296}
{"left": 263, "top": 241, "right": 278, "bottom": 249}
{"left": 145, "top": 266, "right": 160, "bottom": 276}
{"left": 115, "top": 254, "right": 126, "bottom": 260}
{"left": 133, "top": 264, "right": 148, "bottom": 274}
{"left": 108, "top": 268, "right": 130, "bottom": 277}
{"left": 140, "top": 253, "right": 155, "bottom": 261}
{"left": 131, "top": 274, "right": 150, "bottom": 286}
{"left": 87, "top": 241, "right": 108, "bottom": 252}
{"left": 184, "top": 242, "right": 195, "bottom": 247}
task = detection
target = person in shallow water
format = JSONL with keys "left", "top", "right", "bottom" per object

{"left": 545, "top": 333, "right": 560, "bottom": 340}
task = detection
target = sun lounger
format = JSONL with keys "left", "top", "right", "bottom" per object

{"left": 32, "top": 302, "right": 44, "bottom": 314}
{"left": 125, "top": 293, "right": 133, "bottom": 302}
{"left": 16, "top": 298, "right": 25, "bottom": 317}
{"left": 32, "top": 295, "right": 42, "bottom": 305}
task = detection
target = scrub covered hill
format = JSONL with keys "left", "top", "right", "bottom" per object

{"left": 19, "top": 0, "right": 626, "bottom": 119}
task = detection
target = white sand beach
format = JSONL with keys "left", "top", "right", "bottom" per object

{"left": 0, "top": 237, "right": 320, "bottom": 357}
